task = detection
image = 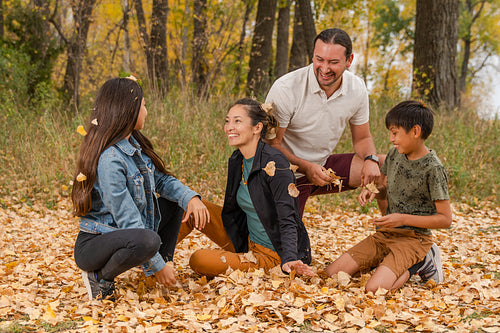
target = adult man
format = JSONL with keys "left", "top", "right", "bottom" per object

{"left": 266, "top": 28, "right": 384, "bottom": 216}
{"left": 265, "top": 28, "right": 443, "bottom": 284}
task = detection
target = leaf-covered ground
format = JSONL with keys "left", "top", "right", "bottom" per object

{"left": 0, "top": 197, "right": 498, "bottom": 332}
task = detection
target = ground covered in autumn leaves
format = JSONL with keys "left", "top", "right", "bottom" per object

{"left": 0, "top": 197, "right": 499, "bottom": 332}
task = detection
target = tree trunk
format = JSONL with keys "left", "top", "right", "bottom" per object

{"left": 62, "top": 0, "right": 97, "bottom": 113}
{"left": 413, "top": 0, "right": 460, "bottom": 109}
{"left": 297, "top": 0, "right": 315, "bottom": 60}
{"left": 246, "top": 0, "right": 278, "bottom": 96}
{"left": 288, "top": 1, "right": 308, "bottom": 72}
{"left": 192, "top": 0, "right": 208, "bottom": 97}
{"left": 459, "top": 0, "right": 485, "bottom": 93}
{"left": 133, "top": 0, "right": 153, "bottom": 82}
{"left": 0, "top": 0, "right": 4, "bottom": 39}
{"left": 274, "top": 0, "right": 290, "bottom": 79}
{"left": 233, "top": 0, "right": 252, "bottom": 93}
{"left": 121, "top": 0, "right": 132, "bottom": 73}
{"left": 179, "top": 1, "right": 190, "bottom": 88}
{"left": 150, "top": 0, "right": 169, "bottom": 95}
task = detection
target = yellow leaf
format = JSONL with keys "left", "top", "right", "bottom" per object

{"left": 76, "top": 125, "right": 87, "bottom": 136}
{"left": 197, "top": 314, "right": 212, "bottom": 321}
{"left": 5, "top": 261, "right": 18, "bottom": 269}
{"left": 82, "top": 316, "right": 99, "bottom": 324}
{"left": 117, "top": 315, "right": 130, "bottom": 322}
{"left": 290, "top": 164, "right": 299, "bottom": 172}
{"left": 44, "top": 305, "right": 56, "bottom": 319}
{"left": 62, "top": 285, "right": 73, "bottom": 293}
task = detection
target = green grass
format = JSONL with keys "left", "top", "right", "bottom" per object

{"left": 0, "top": 87, "right": 498, "bottom": 211}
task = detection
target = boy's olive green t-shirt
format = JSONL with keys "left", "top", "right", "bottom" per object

{"left": 381, "top": 147, "right": 450, "bottom": 235}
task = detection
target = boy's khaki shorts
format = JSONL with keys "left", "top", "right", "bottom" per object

{"left": 347, "top": 228, "right": 433, "bottom": 278}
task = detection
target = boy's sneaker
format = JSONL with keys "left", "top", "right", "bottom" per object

{"left": 416, "top": 243, "right": 443, "bottom": 283}
{"left": 81, "top": 271, "right": 116, "bottom": 301}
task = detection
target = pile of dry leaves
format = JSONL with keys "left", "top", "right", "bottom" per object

{"left": 0, "top": 196, "right": 498, "bottom": 332}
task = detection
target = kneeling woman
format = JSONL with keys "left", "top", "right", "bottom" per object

{"left": 177, "top": 98, "right": 314, "bottom": 278}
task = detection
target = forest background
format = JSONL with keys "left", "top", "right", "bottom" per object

{"left": 0, "top": 0, "right": 499, "bottom": 332}
{"left": 0, "top": 0, "right": 499, "bottom": 210}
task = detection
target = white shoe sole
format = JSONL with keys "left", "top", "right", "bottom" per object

{"left": 81, "top": 271, "right": 93, "bottom": 300}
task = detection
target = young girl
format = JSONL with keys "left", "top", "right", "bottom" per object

{"left": 72, "top": 77, "right": 209, "bottom": 300}
{"left": 177, "top": 98, "right": 314, "bottom": 278}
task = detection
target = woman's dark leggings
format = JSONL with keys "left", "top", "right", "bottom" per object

{"left": 73, "top": 198, "right": 185, "bottom": 281}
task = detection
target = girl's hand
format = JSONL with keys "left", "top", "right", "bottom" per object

{"left": 155, "top": 262, "right": 177, "bottom": 287}
{"left": 182, "top": 197, "right": 210, "bottom": 230}
{"left": 282, "top": 260, "right": 316, "bottom": 277}
{"left": 371, "top": 213, "right": 404, "bottom": 228}
{"left": 358, "top": 188, "right": 376, "bottom": 206}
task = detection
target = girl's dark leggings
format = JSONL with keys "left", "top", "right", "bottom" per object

{"left": 73, "top": 198, "right": 184, "bottom": 281}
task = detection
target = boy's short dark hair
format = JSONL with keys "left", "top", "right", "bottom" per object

{"left": 385, "top": 100, "right": 434, "bottom": 140}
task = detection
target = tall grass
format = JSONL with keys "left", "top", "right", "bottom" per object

{"left": 0, "top": 87, "right": 498, "bottom": 211}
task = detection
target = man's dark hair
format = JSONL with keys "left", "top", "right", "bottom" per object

{"left": 385, "top": 100, "right": 435, "bottom": 140}
{"left": 313, "top": 28, "right": 352, "bottom": 59}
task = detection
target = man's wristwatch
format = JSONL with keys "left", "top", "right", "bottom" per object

{"left": 364, "top": 154, "right": 379, "bottom": 165}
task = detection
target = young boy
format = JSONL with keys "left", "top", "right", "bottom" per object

{"left": 325, "top": 100, "right": 452, "bottom": 293}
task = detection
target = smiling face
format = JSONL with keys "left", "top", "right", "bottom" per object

{"left": 312, "top": 39, "right": 353, "bottom": 96}
{"left": 134, "top": 98, "right": 148, "bottom": 131}
{"left": 224, "top": 104, "right": 262, "bottom": 152}
{"left": 388, "top": 125, "right": 418, "bottom": 156}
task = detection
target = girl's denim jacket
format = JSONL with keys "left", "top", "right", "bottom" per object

{"left": 79, "top": 135, "right": 199, "bottom": 276}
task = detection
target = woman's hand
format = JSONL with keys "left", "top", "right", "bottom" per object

{"left": 155, "top": 262, "right": 177, "bottom": 287}
{"left": 282, "top": 260, "right": 316, "bottom": 277}
{"left": 182, "top": 196, "right": 210, "bottom": 230}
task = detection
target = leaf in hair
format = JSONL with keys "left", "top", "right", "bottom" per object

{"left": 76, "top": 173, "right": 87, "bottom": 182}
{"left": 266, "top": 127, "right": 277, "bottom": 140}
{"left": 261, "top": 102, "right": 274, "bottom": 113}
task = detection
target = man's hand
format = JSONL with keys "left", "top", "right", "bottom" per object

{"left": 182, "top": 196, "right": 210, "bottom": 230}
{"left": 155, "top": 263, "right": 177, "bottom": 287}
{"left": 282, "top": 260, "right": 316, "bottom": 277}
{"left": 304, "top": 162, "right": 333, "bottom": 186}
{"left": 360, "top": 159, "right": 381, "bottom": 187}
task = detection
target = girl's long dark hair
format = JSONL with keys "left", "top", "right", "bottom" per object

{"left": 72, "top": 77, "right": 169, "bottom": 216}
